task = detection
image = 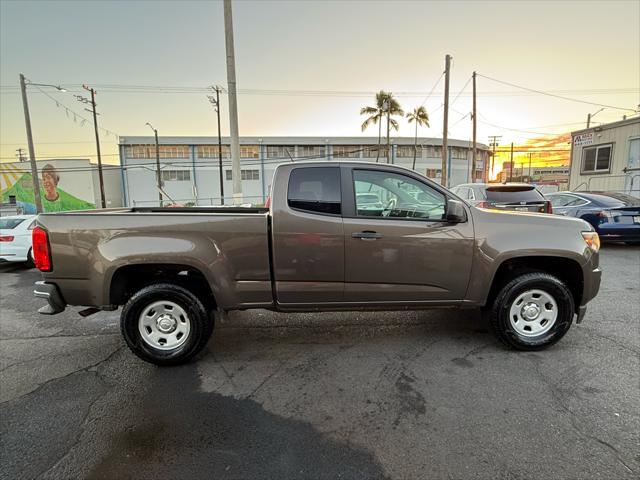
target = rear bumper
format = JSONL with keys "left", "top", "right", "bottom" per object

{"left": 34, "top": 281, "right": 66, "bottom": 314}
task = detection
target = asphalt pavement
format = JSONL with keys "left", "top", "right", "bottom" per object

{"left": 1, "top": 245, "right": 638, "bottom": 479}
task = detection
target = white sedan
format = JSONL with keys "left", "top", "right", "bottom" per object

{"left": 0, "top": 215, "right": 37, "bottom": 266}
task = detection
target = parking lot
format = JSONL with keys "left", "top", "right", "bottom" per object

{"left": 0, "top": 245, "right": 638, "bottom": 479}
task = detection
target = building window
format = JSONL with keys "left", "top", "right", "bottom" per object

{"left": 226, "top": 169, "right": 260, "bottom": 181}
{"left": 332, "top": 145, "right": 361, "bottom": 158}
{"left": 161, "top": 170, "right": 191, "bottom": 182}
{"left": 397, "top": 146, "right": 422, "bottom": 158}
{"left": 266, "top": 146, "right": 295, "bottom": 159}
{"left": 298, "top": 145, "right": 326, "bottom": 158}
{"left": 240, "top": 146, "right": 259, "bottom": 158}
{"left": 582, "top": 144, "right": 612, "bottom": 173}
{"left": 198, "top": 145, "right": 230, "bottom": 158}
{"left": 125, "top": 145, "right": 189, "bottom": 159}
{"left": 451, "top": 147, "right": 468, "bottom": 159}
{"left": 362, "top": 146, "right": 383, "bottom": 158}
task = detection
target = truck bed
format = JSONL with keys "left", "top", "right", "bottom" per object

{"left": 36, "top": 209, "right": 272, "bottom": 309}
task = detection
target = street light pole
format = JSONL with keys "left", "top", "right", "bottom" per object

{"left": 19, "top": 73, "right": 43, "bottom": 213}
{"left": 146, "top": 123, "right": 163, "bottom": 207}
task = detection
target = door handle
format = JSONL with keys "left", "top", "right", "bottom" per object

{"left": 352, "top": 231, "right": 383, "bottom": 240}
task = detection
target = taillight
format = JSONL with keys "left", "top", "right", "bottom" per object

{"left": 476, "top": 201, "right": 491, "bottom": 209}
{"left": 264, "top": 196, "right": 271, "bottom": 209}
{"left": 0, "top": 235, "right": 14, "bottom": 242}
{"left": 32, "top": 226, "right": 52, "bottom": 272}
{"left": 545, "top": 201, "right": 553, "bottom": 214}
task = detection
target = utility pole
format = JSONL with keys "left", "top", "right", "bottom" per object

{"left": 146, "top": 123, "right": 163, "bottom": 207}
{"left": 471, "top": 71, "right": 477, "bottom": 183}
{"left": 208, "top": 87, "right": 225, "bottom": 205}
{"left": 15, "top": 148, "right": 26, "bottom": 162}
{"left": 509, "top": 142, "right": 514, "bottom": 182}
{"left": 528, "top": 152, "right": 533, "bottom": 180}
{"left": 19, "top": 74, "right": 43, "bottom": 213}
{"left": 81, "top": 85, "right": 106, "bottom": 208}
{"left": 223, "top": 0, "right": 242, "bottom": 204}
{"left": 487, "top": 135, "right": 501, "bottom": 182}
{"left": 441, "top": 54, "right": 451, "bottom": 187}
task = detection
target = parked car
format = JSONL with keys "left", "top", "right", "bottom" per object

{"left": 450, "top": 183, "right": 552, "bottom": 213}
{"left": 32, "top": 162, "right": 601, "bottom": 365}
{"left": 545, "top": 191, "right": 640, "bottom": 245}
{"left": 0, "top": 215, "right": 36, "bottom": 265}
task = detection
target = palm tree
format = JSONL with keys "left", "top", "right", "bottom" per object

{"left": 360, "top": 91, "right": 404, "bottom": 162}
{"left": 406, "top": 106, "right": 430, "bottom": 170}
{"left": 360, "top": 91, "right": 387, "bottom": 162}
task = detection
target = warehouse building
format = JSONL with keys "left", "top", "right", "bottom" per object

{"left": 568, "top": 117, "right": 640, "bottom": 196}
{"left": 118, "top": 136, "right": 491, "bottom": 206}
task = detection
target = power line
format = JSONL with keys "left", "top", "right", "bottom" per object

{"left": 419, "top": 72, "right": 445, "bottom": 107}
{"left": 477, "top": 73, "right": 638, "bottom": 112}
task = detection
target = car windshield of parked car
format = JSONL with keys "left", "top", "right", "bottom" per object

{"left": 0, "top": 218, "right": 25, "bottom": 229}
{"left": 485, "top": 187, "right": 544, "bottom": 203}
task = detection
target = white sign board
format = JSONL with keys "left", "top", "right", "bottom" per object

{"left": 574, "top": 131, "right": 593, "bottom": 147}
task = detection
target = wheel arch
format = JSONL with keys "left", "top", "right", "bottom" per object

{"left": 108, "top": 263, "right": 217, "bottom": 310}
{"left": 484, "top": 255, "right": 584, "bottom": 309}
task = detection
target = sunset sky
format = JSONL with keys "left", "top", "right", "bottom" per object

{"left": 1, "top": 0, "right": 638, "bottom": 171}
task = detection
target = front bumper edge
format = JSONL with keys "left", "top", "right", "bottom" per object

{"left": 34, "top": 281, "right": 66, "bottom": 315}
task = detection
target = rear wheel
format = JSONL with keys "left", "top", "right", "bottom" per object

{"left": 25, "top": 248, "right": 34, "bottom": 268}
{"left": 488, "top": 272, "right": 574, "bottom": 350}
{"left": 121, "top": 283, "right": 214, "bottom": 366}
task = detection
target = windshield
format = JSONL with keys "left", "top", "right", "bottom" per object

{"left": 0, "top": 218, "right": 25, "bottom": 229}
{"left": 486, "top": 188, "right": 545, "bottom": 203}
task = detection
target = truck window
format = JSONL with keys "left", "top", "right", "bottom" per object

{"left": 287, "top": 167, "right": 341, "bottom": 215}
{"left": 353, "top": 169, "right": 446, "bottom": 220}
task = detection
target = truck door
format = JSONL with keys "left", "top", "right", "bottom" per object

{"left": 271, "top": 166, "right": 344, "bottom": 304}
{"left": 341, "top": 167, "right": 474, "bottom": 303}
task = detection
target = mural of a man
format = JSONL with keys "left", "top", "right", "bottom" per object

{"left": 39, "top": 164, "right": 95, "bottom": 212}
{"left": 1, "top": 163, "right": 95, "bottom": 213}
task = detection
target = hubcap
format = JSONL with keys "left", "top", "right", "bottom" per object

{"left": 138, "top": 300, "right": 190, "bottom": 351}
{"left": 509, "top": 289, "right": 558, "bottom": 337}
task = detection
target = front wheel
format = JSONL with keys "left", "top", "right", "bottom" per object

{"left": 121, "top": 283, "right": 214, "bottom": 366}
{"left": 488, "top": 272, "right": 575, "bottom": 350}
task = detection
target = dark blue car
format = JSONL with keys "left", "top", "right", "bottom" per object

{"left": 546, "top": 191, "right": 640, "bottom": 245}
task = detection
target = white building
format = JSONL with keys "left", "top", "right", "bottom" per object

{"left": 568, "top": 117, "right": 640, "bottom": 196}
{"left": 118, "top": 136, "right": 491, "bottom": 206}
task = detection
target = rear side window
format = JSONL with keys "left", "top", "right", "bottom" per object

{"left": 288, "top": 167, "right": 341, "bottom": 215}
{"left": 486, "top": 188, "right": 544, "bottom": 203}
{"left": 0, "top": 218, "right": 24, "bottom": 229}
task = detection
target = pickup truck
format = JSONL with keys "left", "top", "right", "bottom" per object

{"left": 32, "top": 162, "right": 602, "bottom": 365}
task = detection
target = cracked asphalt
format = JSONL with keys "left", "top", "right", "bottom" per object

{"left": 1, "top": 244, "right": 638, "bottom": 479}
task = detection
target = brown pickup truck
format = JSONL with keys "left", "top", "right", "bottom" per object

{"left": 33, "top": 162, "right": 602, "bottom": 365}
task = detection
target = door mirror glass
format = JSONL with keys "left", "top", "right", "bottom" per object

{"left": 445, "top": 199, "right": 467, "bottom": 223}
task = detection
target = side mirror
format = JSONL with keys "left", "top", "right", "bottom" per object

{"left": 445, "top": 199, "right": 467, "bottom": 223}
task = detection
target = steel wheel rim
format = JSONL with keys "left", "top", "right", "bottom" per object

{"left": 138, "top": 300, "right": 191, "bottom": 351}
{"left": 509, "top": 289, "right": 558, "bottom": 337}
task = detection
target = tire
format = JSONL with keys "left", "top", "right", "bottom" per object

{"left": 488, "top": 272, "right": 574, "bottom": 350}
{"left": 120, "top": 283, "right": 214, "bottom": 366}
{"left": 25, "top": 248, "right": 35, "bottom": 268}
